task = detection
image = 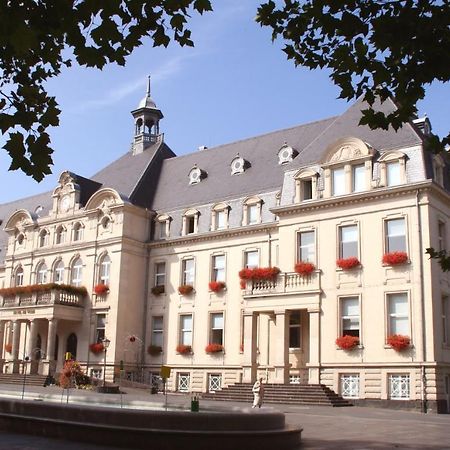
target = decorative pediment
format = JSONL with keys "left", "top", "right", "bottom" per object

{"left": 378, "top": 150, "right": 406, "bottom": 162}
{"left": 324, "top": 137, "right": 374, "bottom": 164}
{"left": 53, "top": 170, "right": 79, "bottom": 197}
{"left": 184, "top": 208, "right": 200, "bottom": 217}
{"left": 212, "top": 202, "right": 229, "bottom": 212}
{"left": 294, "top": 168, "right": 319, "bottom": 180}
{"left": 85, "top": 188, "right": 124, "bottom": 212}
{"left": 4, "top": 209, "right": 35, "bottom": 232}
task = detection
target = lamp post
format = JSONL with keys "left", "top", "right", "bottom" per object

{"left": 102, "top": 337, "right": 110, "bottom": 388}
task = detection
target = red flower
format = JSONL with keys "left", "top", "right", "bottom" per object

{"left": 4, "top": 343, "right": 12, "bottom": 353}
{"left": 147, "top": 345, "right": 162, "bottom": 356}
{"left": 240, "top": 279, "right": 247, "bottom": 290}
{"left": 382, "top": 252, "right": 408, "bottom": 266}
{"left": 335, "top": 335, "right": 360, "bottom": 350}
{"left": 209, "top": 281, "right": 226, "bottom": 292}
{"left": 205, "top": 343, "right": 224, "bottom": 353}
{"left": 336, "top": 257, "right": 360, "bottom": 270}
{"left": 94, "top": 284, "right": 109, "bottom": 295}
{"left": 176, "top": 344, "right": 192, "bottom": 354}
{"left": 89, "top": 343, "right": 105, "bottom": 354}
{"left": 178, "top": 285, "right": 194, "bottom": 295}
{"left": 238, "top": 267, "right": 280, "bottom": 281}
{"left": 294, "top": 262, "right": 316, "bottom": 276}
{"left": 387, "top": 334, "right": 410, "bottom": 351}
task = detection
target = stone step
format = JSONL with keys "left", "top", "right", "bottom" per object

{"left": 0, "top": 374, "right": 48, "bottom": 386}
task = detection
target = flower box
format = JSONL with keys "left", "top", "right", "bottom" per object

{"left": 89, "top": 342, "right": 105, "bottom": 354}
{"left": 294, "top": 261, "right": 316, "bottom": 276}
{"left": 0, "top": 283, "right": 87, "bottom": 297}
{"left": 209, "top": 281, "right": 226, "bottom": 293}
{"left": 4, "top": 343, "right": 12, "bottom": 353}
{"left": 336, "top": 257, "right": 360, "bottom": 270}
{"left": 94, "top": 284, "right": 109, "bottom": 295}
{"left": 147, "top": 345, "right": 162, "bottom": 356}
{"left": 335, "top": 335, "right": 360, "bottom": 350}
{"left": 205, "top": 343, "right": 224, "bottom": 353}
{"left": 386, "top": 334, "right": 410, "bottom": 351}
{"left": 176, "top": 344, "right": 192, "bottom": 355}
{"left": 178, "top": 285, "right": 194, "bottom": 295}
{"left": 151, "top": 285, "right": 165, "bottom": 295}
{"left": 382, "top": 252, "right": 408, "bottom": 266}
{"left": 238, "top": 267, "right": 280, "bottom": 281}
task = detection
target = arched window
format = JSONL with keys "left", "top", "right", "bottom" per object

{"left": 39, "top": 230, "right": 48, "bottom": 248}
{"left": 66, "top": 333, "right": 77, "bottom": 359}
{"left": 36, "top": 262, "right": 48, "bottom": 284}
{"left": 15, "top": 267, "right": 24, "bottom": 287}
{"left": 99, "top": 255, "right": 111, "bottom": 285}
{"left": 73, "top": 222, "right": 84, "bottom": 241}
{"left": 55, "top": 226, "right": 66, "bottom": 245}
{"left": 71, "top": 257, "right": 83, "bottom": 287}
{"left": 54, "top": 260, "right": 65, "bottom": 284}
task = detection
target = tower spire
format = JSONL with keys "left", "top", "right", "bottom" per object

{"left": 146, "top": 75, "right": 151, "bottom": 97}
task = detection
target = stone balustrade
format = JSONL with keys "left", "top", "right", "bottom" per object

{"left": 0, "top": 289, "right": 83, "bottom": 308}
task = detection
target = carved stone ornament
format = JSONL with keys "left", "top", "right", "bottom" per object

{"left": 329, "top": 145, "right": 362, "bottom": 163}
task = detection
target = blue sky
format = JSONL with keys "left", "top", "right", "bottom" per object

{"left": 0, "top": 0, "right": 448, "bottom": 203}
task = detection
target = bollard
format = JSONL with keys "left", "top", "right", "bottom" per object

{"left": 190, "top": 395, "right": 199, "bottom": 412}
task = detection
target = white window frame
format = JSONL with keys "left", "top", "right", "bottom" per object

{"left": 38, "top": 230, "right": 48, "bottom": 248}
{"left": 338, "top": 224, "right": 359, "bottom": 259}
{"left": 212, "top": 254, "right": 226, "bottom": 282}
{"left": 151, "top": 316, "right": 164, "bottom": 348}
{"left": 386, "top": 292, "right": 410, "bottom": 337}
{"left": 242, "top": 197, "right": 262, "bottom": 226}
{"left": 99, "top": 255, "right": 111, "bottom": 285}
{"left": 208, "top": 373, "right": 222, "bottom": 392}
{"left": 297, "top": 229, "right": 316, "bottom": 263}
{"left": 15, "top": 267, "right": 24, "bottom": 287}
{"left": 340, "top": 374, "right": 360, "bottom": 398}
{"left": 156, "top": 214, "right": 171, "bottom": 239}
{"left": 179, "top": 314, "right": 193, "bottom": 346}
{"left": 332, "top": 166, "right": 346, "bottom": 196}
{"left": 36, "top": 262, "right": 48, "bottom": 285}
{"left": 384, "top": 217, "right": 407, "bottom": 254}
{"left": 294, "top": 169, "right": 318, "bottom": 202}
{"left": 378, "top": 151, "right": 406, "bottom": 187}
{"left": 210, "top": 312, "right": 224, "bottom": 345}
{"left": 95, "top": 314, "right": 106, "bottom": 343}
{"left": 352, "top": 164, "right": 366, "bottom": 193}
{"left": 154, "top": 261, "right": 166, "bottom": 288}
{"left": 55, "top": 226, "right": 66, "bottom": 245}
{"left": 71, "top": 257, "right": 83, "bottom": 287}
{"left": 182, "top": 209, "right": 199, "bottom": 235}
{"left": 73, "top": 223, "right": 84, "bottom": 241}
{"left": 389, "top": 374, "right": 410, "bottom": 400}
{"left": 244, "top": 250, "right": 259, "bottom": 269}
{"left": 339, "top": 296, "right": 360, "bottom": 338}
{"left": 177, "top": 373, "right": 190, "bottom": 392}
{"left": 181, "top": 258, "right": 195, "bottom": 286}
{"left": 54, "top": 260, "right": 65, "bottom": 284}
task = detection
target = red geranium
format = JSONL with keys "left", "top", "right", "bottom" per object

{"left": 336, "top": 257, "right": 360, "bottom": 270}
{"left": 89, "top": 343, "right": 105, "bottom": 354}
{"left": 382, "top": 252, "right": 408, "bottom": 266}
{"left": 335, "top": 335, "right": 360, "bottom": 350}
{"left": 240, "top": 279, "right": 247, "bottom": 290}
{"left": 178, "top": 285, "right": 194, "bottom": 295}
{"left": 205, "top": 343, "right": 224, "bottom": 353}
{"left": 209, "top": 281, "right": 226, "bottom": 293}
{"left": 238, "top": 267, "right": 280, "bottom": 281}
{"left": 294, "top": 262, "right": 316, "bottom": 276}
{"left": 387, "top": 334, "right": 410, "bottom": 351}
{"left": 94, "top": 284, "right": 109, "bottom": 295}
{"left": 176, "top": 344, "right": 192, "bottom": 354}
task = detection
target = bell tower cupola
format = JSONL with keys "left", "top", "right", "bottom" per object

{"left": 131, "top": 76, "right": 164, "bottom": 155}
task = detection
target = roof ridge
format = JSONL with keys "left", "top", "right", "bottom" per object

{"left": 0, "top": 190, "right": 52, "bottom": 209}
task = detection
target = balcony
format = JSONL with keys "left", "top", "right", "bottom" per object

{"left": 243, "top": 271, "right": 321, "bottom": 298}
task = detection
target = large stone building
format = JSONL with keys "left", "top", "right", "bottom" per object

{"left": 0, "top": 83, "right": 449, "bottom": 413}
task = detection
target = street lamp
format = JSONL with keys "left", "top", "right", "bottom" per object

{"left": 102, "top": 337, "right": 110, "bottom": 388}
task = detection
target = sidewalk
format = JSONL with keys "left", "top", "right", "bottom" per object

{"left": 0, "top": 383, "right": 449, "bottom": 449}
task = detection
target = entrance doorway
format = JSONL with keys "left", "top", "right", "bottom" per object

{"left": 66, "top": 333, "right": 77, "bottom": 359}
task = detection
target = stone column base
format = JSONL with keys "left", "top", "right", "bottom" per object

{"left": 41, "top": 360, "right": 57, "bottom": 376}
{"left": 242, "top": 365, "right": 256, "bottom": 383}
{"left": 273, "top": 366, "right": 289, "bottom": 384}
{"left": 307, "top": 366, "right": 320, "bottom": 384}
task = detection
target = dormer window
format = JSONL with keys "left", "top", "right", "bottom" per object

{"left": 231, "top": 155, "right": 246, "bottom": 175}
{"left": 332, "top": 167, "right": 346, "bottom": 196}
{"left": 189, "top": 166, "right": 205, "bottom": 185}
{"left": 352, "top": 164, "right": 366, "bottom": 192}
{"left": 278, "top": 144, "right": 297, "bottom": 165}
{"left": 182, "top": 209, "right": 200, "bottom": 235}
{"left": 243, "top": 197, "right": 262, "bottom": 226}
{"left": 156, "top": 214, "right": 171, "bottom": 239}
{"left": 378, "top": 151, "right": 406, "bottom": 188}
{"left": 211, "top": 203, "right": 229, "bottom": 231}
{"left": 294, "top": 169, "right": 319, "bottom": 202}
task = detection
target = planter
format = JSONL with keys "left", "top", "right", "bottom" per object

{"left": 0, "top": 283, "right": 87, "bottom": 297}
{"left": 336, "top": 257, "right": 360, "bottom": 270}
{"left": 335, "top": 335, "right": 360, "bottom": 350}
{"left": 294, "top": 261, "right": 315, "bottom": 276}
{"left": 178, "top": 285, "right": 194, "bottom": 295}
{"left": 94, "top": 284, "right": 109, "bottom": 295}
{"left": 151, "top": 285, "right": 165, "bottom": 295}
{"left": 89, "top": 343, "right": 105, "bottom": 354}
{"left": 205, "top": 343, "right": 224, "bottom": 354}
{"left": 238, "top": 267, "right": 280, "bottom": 281}
{"left": 387, "top": 334, "right": 410, "bottom": 351}
{"left": 382, "top": 252, "right": 408, "bottom": 266}
{"left": 147, "top": 345, "right": 162, "bottom": 356}
{"left": 209, "top": 281, "right": 226, "bottom": 293}
{"left": 176, "top": 344, "right": 192, "bottom": 355}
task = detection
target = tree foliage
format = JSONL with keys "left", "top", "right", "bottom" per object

{"left": 0, "top": 0, "right": 212, "bottom": 181}
{"left": 256, "top": 0, "right": 450, "bottom": 152}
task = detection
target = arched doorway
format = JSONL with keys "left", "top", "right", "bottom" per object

{"left": 66, "top": 333, "right": 77, "bottom": 360}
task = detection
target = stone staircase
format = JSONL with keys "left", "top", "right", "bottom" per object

{"left": 201, "top": 383, "right": 353, "bottom": 407}
{"left": 0, "top": 373, "right": 48, "bottom": 387}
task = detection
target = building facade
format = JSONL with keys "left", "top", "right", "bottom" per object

{"left": 0, "top": 84, "right": 449, "bottom": 413}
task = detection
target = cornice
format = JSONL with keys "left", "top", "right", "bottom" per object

{"left": 272, "top": 181, "right": 436, "bottom": 216}
{"left": 148, "top": 223, "right": 278, "bottom": 249}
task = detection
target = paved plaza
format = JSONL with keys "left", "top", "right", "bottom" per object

{"left": 0, "top": 384, "right": 448, "bottom": 449}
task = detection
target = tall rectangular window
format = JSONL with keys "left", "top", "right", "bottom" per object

{"left": 155, "top": 262, "right": 166, "bottom": 287}
{"left": 341, "top": 297, "right": 360, "bottom": 337}
{"left": 386, "top": 218, "right": 406, "bottom": 253}
{"left": 244, "top": 250, "right": 259, "bottom": 269}
{"left": 96, "top": 314, "right": 106, "bottom": 343}
{"left": 159, "top": 221, "right": 167, "bottom": 239}
{"left": 216, "top": 210, "right": 226, "bottom": 230}
{"left": 180, "top": 314, "right": 193, "bottom": 345}
{"left": 152, "top": 316, "right": 163, "bottom": 347}
{"left": 332, "top": 167, "right": 346, "bottom": 196}
{"left": 186, "top": 216, "right": 195, "bottom": 234}
{"left": 210, "top": 313, "right": 224, "bottom": 345}
{"left": 388, "top": 293, "right": 409, "bottom": 335}
{"left": 289, "top": 312, "right": 301, "bottom": 348}
{"left": 248, "top": 204, "right": 258, "bottom": 225}
{"left": 443, "top": 296, "right": 449, "bottom": 345}
{"left": 298, "top": 230, "right": 315, "bottom": 263}
{"left": 339, "top": 225, "right": 358, "bottom": 259}
{"left": 352, "top": 164, "right": 365, "bottom": 192}
{"left": 182, "top": 258, "right": 195, "bottom": 285}
{"left": 212, "top": 255, "right": 225, "bottom": 282}
{"left": 301, "top": 179, "right": 313, "bottom": 200}
{"left": 386, "top": 161, "right": 401, "bottom": 186}
{"left": 438, "top": 221, "right": 447, "bottom": 252}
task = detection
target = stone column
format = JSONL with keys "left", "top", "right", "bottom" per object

{"left": 46, "top": 319, "right": 58, "bottom": 361}
{"left": 273, "top": 310, "right": 290, "bottom": 384}
{"left": 0, "top": 321, "right": 5, "bottom": 373}
{"left": 242, "top": 312, "right": 258, "bottom": 383}
{"left": 11, "top": 320, "right": 21, "bottom": 373}
{"left": 307, "top": 307, "right": 320, "bottom": 384}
